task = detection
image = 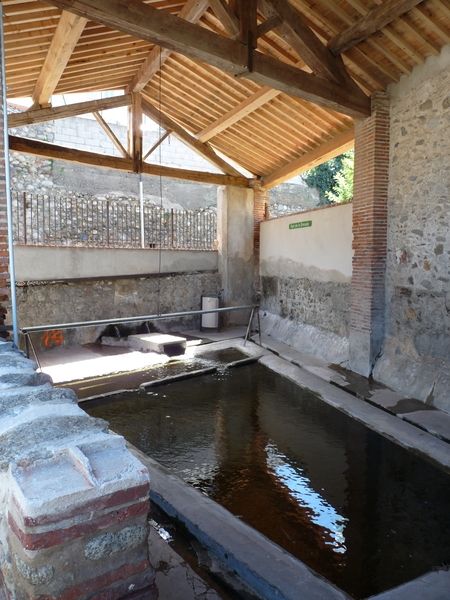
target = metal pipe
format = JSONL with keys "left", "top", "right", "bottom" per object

{"left": 243, "top": 306, "right": 255, "bottom": 346}
{"left": 0, "top": 6, "right": 19, "bottom": 348}
{"left": 21, "top": 304, "right": 258, "bottom": 334}
{"left": 139, "top": 173, "right": 145, "bottom": 248}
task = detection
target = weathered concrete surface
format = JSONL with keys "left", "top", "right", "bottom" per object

{"left": 217, "top": 186, "right": 255, "bottom": 324}
{"left": 374, "top": 45, "right": 450, "bottom": 412}
{"left": 260, "top": 311, "right": 349, "bottom": 365}
{"left": 260, "top": 204, "right": 352, "bottom": 363}
{"left": 0, "top": 340, "right": 155, "bottom": 599}
{"left": 15, "top": 246, "right": 218, "bottom": 281}
{"left": 259, "top": 352, "right": 450, "bottom": 472}
{"left": 149, "top": 527, "right": 223, "bottom": 600}
{"left": 369, "top": 569, "right": 450, "bottom": 599}
{"left": 17, "top": 270, "right": 221, "bottom": 347}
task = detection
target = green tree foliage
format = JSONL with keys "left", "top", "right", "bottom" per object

{"left": 326, "top": 151, "right": 354, "bottom": 204}
{"left": 303, "top": 151, "right": 354, "bottom": 204}
{"left": 303, "top": 154, "right": 345, "bottom": 203}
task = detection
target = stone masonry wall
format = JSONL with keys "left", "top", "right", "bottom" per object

{"left": 373, "top": 45, "right": 450, "bottom": 412}
{"left": 0, "top": 340, "right": 155, "bottom": 599}
{"left": 17, "top": 270, "right": 221, "bottom": 348}
{"left": 0, "top": 47, "right": 8, "bottom": 337}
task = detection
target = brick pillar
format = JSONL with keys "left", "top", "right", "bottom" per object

{"left": 253, "top": 184, "right": 269, "bottom": 260}
{"left": 0, "top": 37, "right": 9, "bottom": 339}
{"left": 253, "top": 184, "right": 268, "bottom": 293}
{"left": 349, "top": 92, "right": 390, "bottom": 376}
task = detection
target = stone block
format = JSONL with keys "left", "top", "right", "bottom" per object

{"left": 128, "top": 333, "right": 186, "bottom": 356}
{"left": 0, "top": 347, "right": 155, "bottom": 599}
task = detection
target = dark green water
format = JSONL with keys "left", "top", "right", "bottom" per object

{"left": 83, "top": 365, "right": 450, "bottom": 598}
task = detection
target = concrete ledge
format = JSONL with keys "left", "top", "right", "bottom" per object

{"left": 259, "top": 353, "right": 450, "bottom": 473}
{"left": 0, "top": 340, "right": 155, "bottom": 599}
{"left": 260, "top": 311, "right": 349, "bottom": 365}
{"left": 15, "top": 245, "right": 218, "bottom": 281}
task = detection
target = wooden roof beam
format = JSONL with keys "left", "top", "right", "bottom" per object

{"left": 9, "top": 135, "right": 251, "bottom": 187}
{"left": 209, "top": 0, "right": 240, "bottom": 37}
{"left": 262, "top": 128, "right": 354, "bottom": 189}
{"left": 31, "top": 10, "right": 87, "bottom": 108}
{"left": 44, "top": 0, "right": 370, "bottom": 118}
{"left": 8, "top": 94, "right": 132, "bottom": 128}
{"left": 260, "top": 0, "right": 353, "bottom": 85}
{"left": 127, "top": 0, "right": 210, "bottom": 93}
{"left": 197, "top": 87, "right": 281, "bottom": 142}
{"left": 329, "top": 0, "right": 426, "bottom": 55}
{"left": 141, "top": 97, "right": 246, "bottom": 177}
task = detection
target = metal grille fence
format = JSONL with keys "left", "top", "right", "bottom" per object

{"left": 12, "top": 191, "right": 217, "bottom": 250}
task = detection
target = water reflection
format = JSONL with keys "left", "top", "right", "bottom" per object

{"left": 266, "top": 442, "right": 347, "bottom": 553}
{"left": 84, "top": 364, "right": 450, "bottom": 598}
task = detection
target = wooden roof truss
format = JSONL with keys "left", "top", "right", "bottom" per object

{"left": 4, "top": 0, "right": 449, "bottom": 188}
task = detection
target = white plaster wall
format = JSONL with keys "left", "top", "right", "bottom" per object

{"left": 14, "top": 246, "right": 218, "bottom": 281}
{"left": 260, "top": 203, "right": 352, "bottom": 283}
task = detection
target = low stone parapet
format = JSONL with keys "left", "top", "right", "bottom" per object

{"left": 0, "top": 340, "right": 155, "bottom": 599}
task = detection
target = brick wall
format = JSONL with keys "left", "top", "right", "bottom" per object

{"left": 0, "top": 44, "right": 9, "bottom": 338}
{"left": 253, "top": 185, "right": 269, "bottom": 258}
{"left": 349, "top": 92, "right": 390, "bottom": 376}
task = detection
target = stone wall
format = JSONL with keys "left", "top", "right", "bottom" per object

{"left": 260, "top": 203, "right": 352, "bottom": 363}
{"left": 373, "top": 45, "right": 450, "bottom": 412}
{"left": 0, "top": 46, "right": 8, "bottom": 337}
{"left": 17, "top": 270, "right": 221, "bottom": 347}
{"left": 0, "top": 340, "right": 155, "bottom": 599}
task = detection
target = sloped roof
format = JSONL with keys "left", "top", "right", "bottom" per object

{"left": 3, "top": 0, "right": 450, "bottom": 184}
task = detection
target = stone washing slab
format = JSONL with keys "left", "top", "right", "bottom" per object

{"left": 128, "top": 333, "right": 187, "bottom": 355}
{"left": 399, "top": 410, "right": 450, "bottom": 443}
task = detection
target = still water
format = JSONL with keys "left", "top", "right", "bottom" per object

{"left": 84, "top": 364, "right": 450, "bottom": 598}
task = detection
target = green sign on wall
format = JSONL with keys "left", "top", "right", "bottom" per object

{"left": 289, "top": 220, "right": 312, "bottom": 230}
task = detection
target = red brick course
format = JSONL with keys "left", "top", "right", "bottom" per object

{"left": 349, "top": 92, "right": 390, "bottom": 375}
{"left": 253, "top": 184, "right": 269, "bottom": 259}
{"left": 9, "top": 500, "right": 149, "bottom": 551}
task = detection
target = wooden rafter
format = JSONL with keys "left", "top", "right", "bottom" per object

{"left": 209, "top": 0, "right": 240, "bottom": 37}
{"left": 44, "top": 0, "right": 371, "bottom": 118}
{"left": 262, "top": 128, "right": 354, "bottom": 189}
{"left": 197, "top": 87, "right": 280, "bottom": 142}
{"left": 260, "top": 0, "right": 353, "bottom": 85}
{"left": 141, "top": 97, "right": 246, "bottom": 177}
{"left": 32, "top": 10, "right": 87, "bottom": 107}
{"left": 8, "top": 95, "right": 132, "bottom": 129}
{"left": 92, "top": 111, "right": 129, "bottom": 158}
{"left": 329, "top": 0, "right": 426, "bottom": 55}
{"left": 8, "top": 135, "right": 251, "bottom": 187}
{"left": 127, "top": 0, "right": 209, "bottom": 93}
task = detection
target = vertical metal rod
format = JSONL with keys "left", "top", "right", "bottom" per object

{"left": 139, "top": 173, "right": 145, "bottom": 248}
{"left": 244, "top": 306, "right": 255, "bottom": 346}
{"left": 27, "top": 333, "right": 41, "bottom": 371}
{"left": 25, "top": 332, "right": 30, "bottom": 359}
{"left": 0, "top": 6, "right": 19, "bottom": 347}
{"left": 257, "top": 308, "right": 262, "bottom": 346}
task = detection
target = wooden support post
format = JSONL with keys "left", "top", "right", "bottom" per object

{"left": 131, "top": 93, "right": 143, "bottom": 173}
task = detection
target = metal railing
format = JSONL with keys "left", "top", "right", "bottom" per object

{"left": 12, "top": 191, "right": 217, "bottom": 250}
{"left": 21, "top": 304, "right": 261, "bottom": 369}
